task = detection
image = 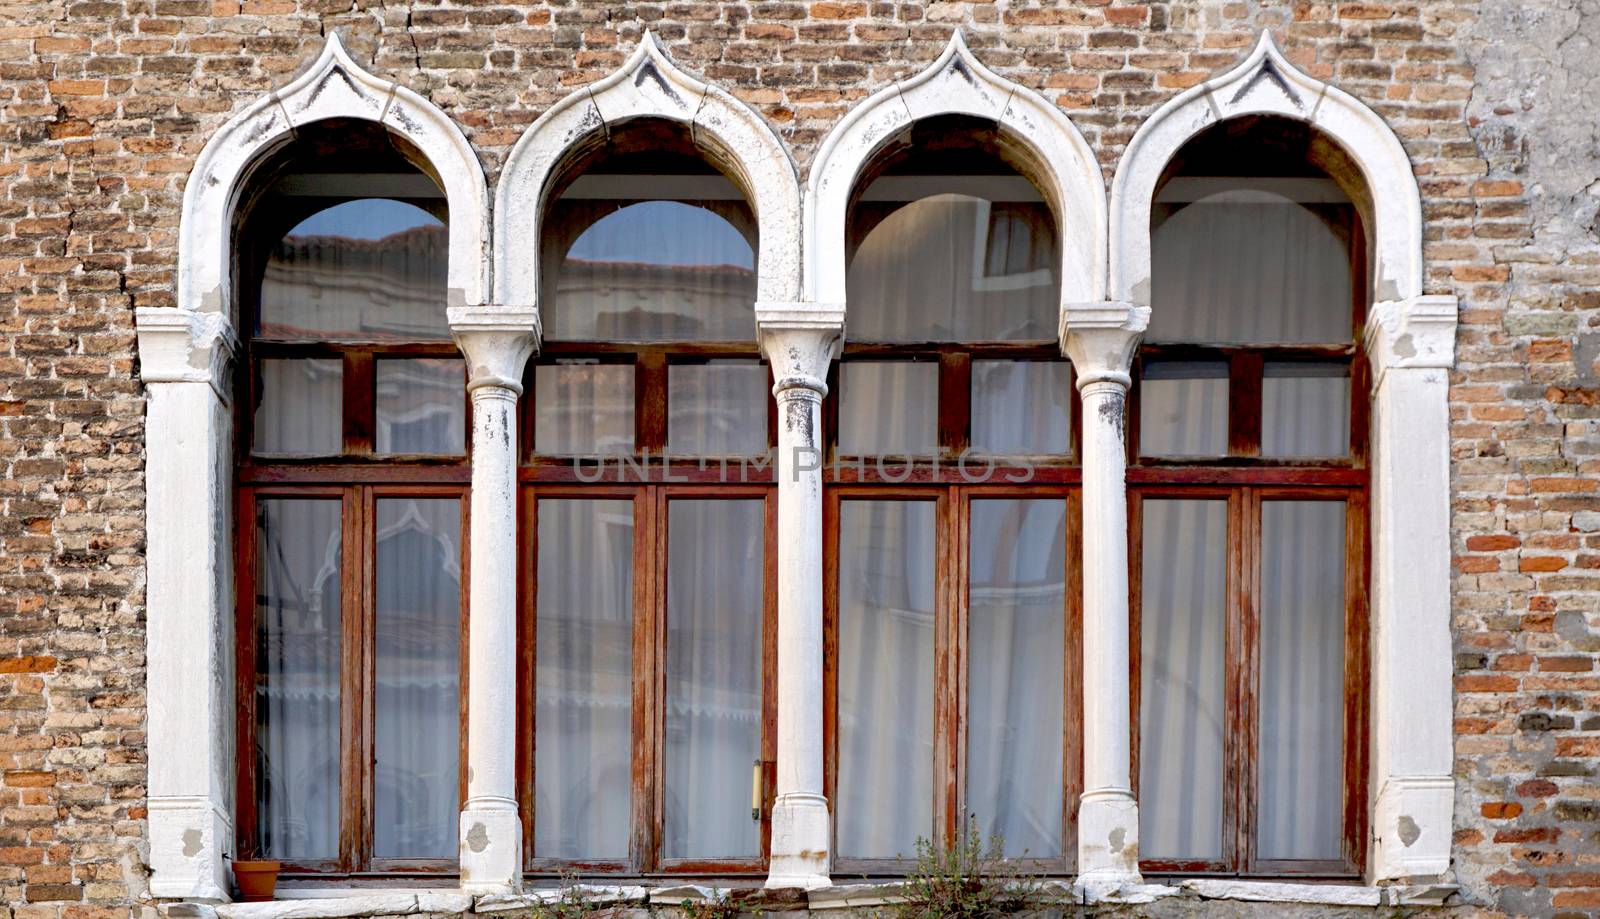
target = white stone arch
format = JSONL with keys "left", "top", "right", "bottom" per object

{"left": 1109, "top": 30, "right": 1424, "bottom": 305}
{"left": 494, "top": 32, "right": 802, "bottom": 307}
{"left": 805, "top": 30, "right": 1107, "bottom": 309}
{"left": 178, "top": 32, "right": 490, "bottom": 319}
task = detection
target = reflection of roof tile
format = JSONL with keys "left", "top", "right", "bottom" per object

{"left": 280, "top": 224, "right": 447, "bottom": 255}
{"left": 560, "top": 257, "right": 755, "bottom": 281}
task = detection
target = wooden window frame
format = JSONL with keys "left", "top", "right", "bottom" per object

{"left": 518, "top": 483, "right": 778, "bottom": 876}
{"left": 1129, "top": 181, "right": 1372, "bottom": 879}
{"left": 822, "top": 484, "right": 1083, "bottom": 877}
{"left": 234, "top": 483, "right": 471, "bottom": 877}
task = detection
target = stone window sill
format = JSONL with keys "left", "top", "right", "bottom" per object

{"left": 159, "top": 879, "right": 1462, "bottom": 918}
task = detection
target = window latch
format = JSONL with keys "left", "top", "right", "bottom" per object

{"left": 751, "top": 759, "right": 763, "bottom": 822}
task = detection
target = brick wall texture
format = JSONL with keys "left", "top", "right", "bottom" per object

{"left": 1, "top": 1, "right": 1598, "bottom": 917}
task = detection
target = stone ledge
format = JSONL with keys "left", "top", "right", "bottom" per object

{"left": 157, "top": 879, "right": 1464, "bottom": 917}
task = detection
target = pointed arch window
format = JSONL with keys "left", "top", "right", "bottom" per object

{"left": 233, "top": 121, "right": 468, "bottom": 874}
{"left": 1130, "top": 115, "right": 1369, "bottom": 878}
{"left": 823, "top": 117, "right": 1080, "bottom": 871}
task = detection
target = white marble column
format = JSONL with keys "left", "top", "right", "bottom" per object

{"left": 1060, "top": 301, "right": 1149, "bottom": 887}
{"left": 757, "top": 302, "right": 844, "bottom": 890}
{"left": 136, "top": 306, "right": 239, "bottom": 901}
{"left": 1364, "top": 294, "right": 1458, "bottom": 882}
{"left": 449, "top": 306, "right": 540, "bottom": 895}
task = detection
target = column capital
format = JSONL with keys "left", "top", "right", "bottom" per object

{"left": 756, "top": 301, "right": 845, "bottom": 397}
{"left": 1059, "top": 301, "right": 1151, "bottom": 390}
{"left": 448, "top": 305, "right": 541, "bottom": 394}
{"left": 1364, "top": 294, "right": 1458, "bottom": 385}
{"left": 135, "top": 307, "right": 239, "bottom": 402}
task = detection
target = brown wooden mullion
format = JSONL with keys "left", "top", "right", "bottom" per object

{"left": 629, "top": 487, "right": 660, "bottom": 873}
{"left": 1228, "top": 352, "right": 1263, "bottom": 458}
{"left": 343, "top": 352, "right": 376, "bottom": 456}
{"left": 938, "top": 353, "right": 972, "bottom": 457}
{"left": 637, "top": 352, "right": 669, "bottom": 454}
{"left": 338, "top": 488, "right": 365, "bottom": 872}
{"left": 1236, "top": 488, "right": 1262, "bottom": 874}
{"left": 234, "top": 490, "right": 261, "bottom": 861}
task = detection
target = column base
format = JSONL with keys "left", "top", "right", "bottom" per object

{"left": 148, "top": 796, "right": 233, "bottom": 901}
{"left": 765, "top": 793, "right": 832, "bottom": 890}
{"left": 1076, "top": 789, "right": 1142, "bottom": 885}
{"left": 1372, "top": 775, "right": 1453, "bottom": 881}
{"left": 459, "top": 797, "right": 522, "bottom": 895}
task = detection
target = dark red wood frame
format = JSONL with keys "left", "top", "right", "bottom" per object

{"left": 516, "top": 484, "right": 778, "bottom": 877}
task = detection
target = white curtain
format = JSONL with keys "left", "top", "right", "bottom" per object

{"left": 255, "top": 498, "right": 343, "bottom": 859}
{"left": 837, "top": 500, "right": 937, "bottom": 858}
{"left": 535, "top": 499, "right": 636, "bottom": 859}
{"left": 1138, "top": 499, "right": 1228, "bottom": 861}
{"left": 663, "top": 500, "right": 765, "bottom": 859}
{"left": 372, "top": 498, "right": 461, "bottom": 859}
{"left": 1258, "top": 501, "right": 1346, "bottom": 860}
{"left": 966, "top": 499, "right": 1066, "bottom": 857}
{"left": 1149, "top": 194, "right": 1352, "bottom": 345}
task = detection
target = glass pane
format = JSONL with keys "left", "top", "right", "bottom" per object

{"left": 838, "top": 500, "right": 936, "bottom": 858}
{"left": 848, "top": 190, "right": 1059, "bottom": 341}
{"left": 664, "top": 500, "right": 765, "bottom": 859}
{"left": 668, "top": 361, "right": 768, "bottom": 457}
{"left": 259, "top": 198, "right": 449, "bottom": 340}
{"left": 967, "top": 499, "right": 1065, "bottom": 857}
{"left": 373, "top": 498, "right": 461, "bottom": 858}
{"left": 255, "top": 357, "right": 342, "bottom": 455}
{"left": 254, "top": 498, "right": 342, "bottom": 859}
{"left": 535, "top": 499, "right": 634, "bottom": 859}
{"left": 1150, "top": 191, "right": 1353, "bottom": 345}
{"left": 1263, "top": 362, "right": 1350, "bottom": 458}
{"left": 376, "top": 358, "right": 465, "bottom": 455}
{"left": 971, "top": 360, "right": 1071, "bottom": 455}
{"left": 1139, "top": 361, "right": 1228, "bottom": 458}
{"left": 1139, "top": 498, "right": 1227, "bottom": 861}
{"left": 546, "top": 195, "right": 756, "bottom": 342}
{"left": 839, "top": 362, "right": 938, "bottom": 457}
{"left": 533, "top": 362, "right": 634, "bottom": 456}
{"left": 1259, "top": 501, "right": 1347, "bottom": 861}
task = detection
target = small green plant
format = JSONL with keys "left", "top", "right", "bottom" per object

{"left": 893, "top": 817, "right": 1046, "bottom": 919}
{"left": 676, "top": 888, "right": 749, "bottom": 919}
{"left": 527, "top": 870, "right": 605, "bottom": 919}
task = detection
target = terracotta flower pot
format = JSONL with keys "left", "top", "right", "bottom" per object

{"left": 232, "top": 859, "right": 280, "bottom": 902}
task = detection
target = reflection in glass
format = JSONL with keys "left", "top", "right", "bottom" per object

{"left": 1139, "top": 361, "right": 1229, "bottom": 458}
{"left": 255, "top": 498, "right": 342, "bottom": 859}
{"left": 1150, "top": 189, "right": 1353, "bottom": 345}
{"left": 376, "top": 358, "right": 465, "bottom": 455}
{"left": 668, "top": 361, "right": 768, "bottom": 457}
{"left": 664, "top": 500, "right": 764, "bottom": 859}
{"left": 373, "top": 498, "right": 461, "bottom": 858}
{"left": 838, "top": 500, "right": 936, "bottom": 858}
{"left": 1139, "top": 498, "right": 1227, "bottom": 861}
{"left": 1259, "top": 501, "right": 1346, "bottom": 860}
{"left": 258, "top": 198, "right": 449, "bottom": 341}
{"left": 971, "top": 361, "right": 1072, "bottom": 455}
{"left": 848, "top": 190, "right": 1059, "bottom": 342}
{"left": 839, "top": 362, "right": 938, "bottom": 457}
{"left": 545, "top": 195, "right": 756, "bottom": 342}
{"left": 1263, "top": 363, "right": 1350, "bottom": 458}
{"left": 968, "top": 499, "right": 1065, "bottom": 857}
{"left": 536, "top": 499, "right": 634, "bottom": 859}
{"left": 256, "top": 358, "right": 342, "bottom": 455}
{"left": 534, "top": 362, "right": 635, "bottom": 456}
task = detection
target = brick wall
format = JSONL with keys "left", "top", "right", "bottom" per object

{"left": 0, "top": 1, "right": 1594, "bottom": 917}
